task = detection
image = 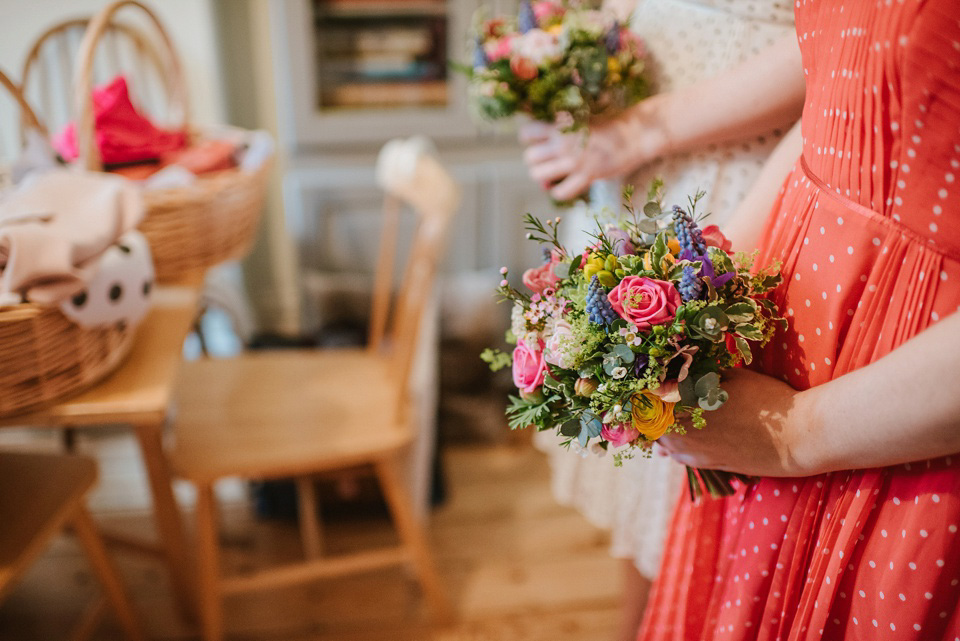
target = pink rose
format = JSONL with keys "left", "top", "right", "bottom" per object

{"left": 544, "top": 319, "right": 576, "bottom": 369}
{"left": 619, "top": 29, "right": 646, "bottom": 57}
{"left": 512, "top": 339, "right": 547, "bottom": 395}
{"left": 607, "top": 276, "right": 681, "bottom": 331}
{"left": 485, "top": 36, "right": 514, "bottom": 62}
{"left": 522, "top": 251, "right": 562, "bottom": 294}
{"left": 510, "top": 55, "right": 538, "bottom": 80}
{"left": 701, "top": 225, "right": 732, "bottom": 252}
{"left": 514, "top": 29, "right": 563, "bottom": 66}
{"left": 601, "top": 422, "right": 640, "bottom": 448}
{"left": 533, "top": 1, "right": 565, "bottom": 23}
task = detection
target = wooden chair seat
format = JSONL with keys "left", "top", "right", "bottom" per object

{"left": 0, "top": 453, "right": 97, "bottom": 595}
{"left": 0, "top": 452, "right": 145, "bottom": 640}
{"left": 171, "top": 349, "right": 410, "bottom": 483}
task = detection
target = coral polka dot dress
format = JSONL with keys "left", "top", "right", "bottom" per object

{"left": 639, "top": 1, "right": 960, "bottom": 640}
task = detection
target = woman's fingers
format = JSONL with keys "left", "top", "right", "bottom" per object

{"left": 657, "top": 434, "right": 712, "bottom": 468}
{"left": 528, "top": 155, "right": 579, "bottom": 184}
{"left": 523, "top": 140, "right": 561, "bottom": 166}
{"left": 550, "top": 171, "right": 593, "bottom": 201}
{"left": 518, "top": 121, "right": 555, "bottom": 144}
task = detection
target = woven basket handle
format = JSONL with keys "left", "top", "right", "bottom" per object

{"left": 74, "top": 0, "right": 189, "bottom": 171}
{"left": 0, "top": 68, "right": 47, "bottom": 138}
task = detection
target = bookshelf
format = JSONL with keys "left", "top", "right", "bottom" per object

{"left": 315, "top": 0, "right": 449, "bottom": 110}
{"left": 270, "top": 0, "right": 480, "bottom": 147}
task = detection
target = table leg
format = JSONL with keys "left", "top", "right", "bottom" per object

{"left": 133, "top": 419, "right": 196, "bottom": 621}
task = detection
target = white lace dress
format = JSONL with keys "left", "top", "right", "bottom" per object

{"left": 536, "top": 0, "right": 796, "bottom": 579}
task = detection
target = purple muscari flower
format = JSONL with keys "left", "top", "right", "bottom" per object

{"left": 473, "top": 37, "right": 489, "bottom": 68}
{"left": 606, "top": 228, "right": 635, "bottom": 256}
{"left": 633, "top": 353, "right": 650, "bottom": 376}
{"left": 518, "top": 0, "right": 537, "bottom": 33}
{"left": 586, "top": 276, "right": 618, "bottom": 325}
{"left": 604, "top": 22, "right": 621, "bottom": 54}
{"left": 673, "top": 206, "right": 707, "bottom": 257}
{"left": 678, "top": 265, "right": 703, "bottom": 301}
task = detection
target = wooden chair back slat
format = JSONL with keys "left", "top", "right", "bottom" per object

{"left": 20, "top": 12, "right": 176, "bottom": 140}
{"left": 0, "top": 68, "right": 45, "bottom": 176}
{"left": 74, "top": 1, "right": 189, "bottom": 171}
{"left": 373, "top": 145, "right": 459, "bottom": 419}
{"left": 368, "top": 194, "right": 402, "bottom": 353}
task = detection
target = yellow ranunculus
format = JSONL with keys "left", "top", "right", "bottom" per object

{"left": 631, "top": 391, "right": 675, "bottom": 441}
{"left": 548, "top": 24, "right": 564, "bottom": 36}
{"left": 584, "top": 253, "right": 610, "bottom": 282}
{"left": 607, "top": 56, "right": 621, "bottom": 74}
{"left": 667, "top": 238, "right": 682, "bottom": 254}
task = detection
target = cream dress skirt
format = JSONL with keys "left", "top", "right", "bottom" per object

{"left": 535, "top": 0, "right": 796, "bottom": 579}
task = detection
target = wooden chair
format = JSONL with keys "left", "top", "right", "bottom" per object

{"left": 20, "top": 13, "right": 177, "bottom": 137}
{"left": 0, "top": 68, "right": 44, "bottom": 193}
{"left": 170, "top": 140, "right": 460, "bottom": 641}
{"left": 0, "top": 451, "right": 146, "bottom": 641}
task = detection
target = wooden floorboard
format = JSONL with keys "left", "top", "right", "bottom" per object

{"left": 0, "top": 442, "right": 621, "bottom": 640}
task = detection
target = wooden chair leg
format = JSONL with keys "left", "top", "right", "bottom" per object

{"left": 195, "top": 483, "right": 224, "bottom": 641}
{"left": 62, "top": 426, "right": 78, "bottom": 453}
{"left": 133, "top": 421, "right": 196, "bottom": 620}
{"left": 70, "top": 506, "right": 147, "bottom": 641}
{"left": 296, "top": 476, "right": 323, "bottom": 559}
{"left": 69, "top": 597, "right": 107, "bottom": 641}
{"left": 374, "top": 456, "right": 453, "bottom": 623}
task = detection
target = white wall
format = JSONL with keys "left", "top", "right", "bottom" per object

{"left": 0, "top": 0, "right": 225, "bottom": 125}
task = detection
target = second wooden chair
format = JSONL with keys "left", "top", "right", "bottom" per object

{"left": 169, "top": 139, "right": 460, "bottom": 641}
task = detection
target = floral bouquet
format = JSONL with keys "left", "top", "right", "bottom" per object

{"left": 482, "top": 184, "right": 785, "bottom": 498}
{"left": 456, "top": 0, "right": 650, "bottom": 129}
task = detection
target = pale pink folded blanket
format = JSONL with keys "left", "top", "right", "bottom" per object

{"left": 0, "top": 170, "right": 144, "bottom": 306}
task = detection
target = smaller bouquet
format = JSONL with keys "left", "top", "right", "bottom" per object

{"left": 483, "top": 184, "right": 785, "bottom": 498}
{"left": 457, "top": 0, "right": 650, "bottom": 129}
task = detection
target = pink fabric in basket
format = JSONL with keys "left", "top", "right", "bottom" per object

{"left": 0, "top": 170, "right": 144, "bottom": 305}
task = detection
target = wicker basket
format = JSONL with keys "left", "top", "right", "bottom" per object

{"left": 0, "top": 305, "right": 134, "bottom": 417}
{"left": 75, "top": 0, "right": 270, "bottom": 284}
{"left": 0, "top": 69, "right": 135, "bottom": 418}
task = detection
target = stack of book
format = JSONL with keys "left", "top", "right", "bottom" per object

{"left": 316, "top": 0, "right": 448, "bottom": 108}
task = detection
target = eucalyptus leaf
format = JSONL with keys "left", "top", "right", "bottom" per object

{"left": 699, "top": 389, "right": 729, "bottom": 411}
{"left": 559, "top": 419, "right": 580, "bottom": 437}
{"left": 637, "top": 219, "right": 659, "bottom": 235}
{"left": 581, "top": 412, "right": 603, "bottom": 438}
{"left": 577, "top": 426, "right": 589, "bottom": 447}
{"left": 692, "top": 307, "right": 729, "bottom": 340}
{"left": 613, "top": 344, "right": 635, "bottom": 363}
{"left": 643, "top": 201, "right": 662, "bottom": 218}
{"left": 678, "top": 376, "right": 698, "bottom": 407}
{"left": 694, "top": 372, "right": 721, "bottom": 398}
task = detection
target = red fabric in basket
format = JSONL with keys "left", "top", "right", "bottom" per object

{"left": 53, "top": 75, "right": 186, "bottom": 165}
